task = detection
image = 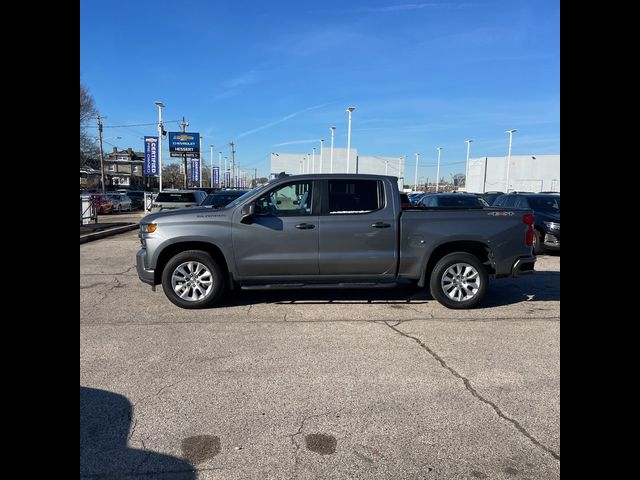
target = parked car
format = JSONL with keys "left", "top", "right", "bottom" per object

{"left": 149, "top": 190, "right": 207, "bottom": 213}
{"left": 399, "top": 193, "right": 411, "bottom": 209}
{"left": 416, "top": 192, "right": 489, "bottom": 208}
{"left": 103, "top": 193, "right": 133, "bottom": 212}
{"left": 477, "top": 191, "right": 504, "bottom": 206}
{"left": 90, "top": 194, "right": 113, "bottom": 214}
{"left": 492, "top": 192, "right": 560, "bottom": 254}
{"left": 201, "top": 189, "right": 250, "bottom": 209}
{"left": 124, "top": 191, "right": 146, "bottom": 209}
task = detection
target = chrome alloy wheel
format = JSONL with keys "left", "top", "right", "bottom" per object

{"left": 171, "top": 261, "right": 214, "bottom": 301}
{"left": 440, "top": 262, "right": 481, "bottom": 302}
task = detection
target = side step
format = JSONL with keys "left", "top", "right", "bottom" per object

{"left": 240, "top": 281, "right": 399, "bottom": 291}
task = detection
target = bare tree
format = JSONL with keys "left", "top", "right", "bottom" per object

{"left": 453, "top": 173, "right": 466, "bottom": 187}
{"left": 162, "top": 164, "right": 183, "bottom": 189}
{"left": 80, "top": 83, "right": 99, "bottom": 167}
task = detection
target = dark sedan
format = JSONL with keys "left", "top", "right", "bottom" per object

{"left": 201, "top": 189, "right": 250, "bottom": 209}
{"left": 492, "top": 193, "right": 560, "bottom": 254}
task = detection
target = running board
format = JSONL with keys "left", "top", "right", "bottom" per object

{"left": 240, "top": 281, "right": 398, "bottom": 291}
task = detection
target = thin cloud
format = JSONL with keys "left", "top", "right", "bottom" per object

{"left": 235, "top": 103, "right": 333, "bottom": 139}
{"left": 368, "top": 3, "right": 472, "bottom": 13}
{"left": 272, "top": 139, "right": 320, "bottom": 147}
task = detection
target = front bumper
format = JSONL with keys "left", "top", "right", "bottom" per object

{"left": 511, "top": 255, "right": 536, "bottom": 276}
{"left": 136, "top": 248, "right": 155, "bottom": 286}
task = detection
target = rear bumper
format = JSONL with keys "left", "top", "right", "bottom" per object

{"left": 136, "top": 249, "right": 156, "bottom": 286}
{"left": 511, "top": 255, "right": 536, "bottom": 277}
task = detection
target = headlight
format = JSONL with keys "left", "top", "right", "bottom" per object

{"left": 140, "top": 224, "right": 157, "bottom": 233}
{"left": 543, "top": 221, "right": 560, "bottom": 231}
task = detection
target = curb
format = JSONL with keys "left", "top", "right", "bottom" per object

{"left": 80, "top": 223, "right": 139, "bottom": 244}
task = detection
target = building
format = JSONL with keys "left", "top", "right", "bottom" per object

{"left": 466, "top": 155, "right": 560, "bottom": 193}
{"left": 103, "top": 147, "right": 146, "bottom": 189}
{"left": 271, "top": 148, "right": 406, "bottom": 190}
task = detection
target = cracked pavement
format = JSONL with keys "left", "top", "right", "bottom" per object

{"left": 81, "top": 231, "right": 559, "bottom": 479}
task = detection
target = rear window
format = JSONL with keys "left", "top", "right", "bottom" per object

{"left": 154, "top": 192, "right": 196, "bottom": 202}
{"left": 328, "top": 180, "right": 383, "bottom": 214}
{"left": 436, "top": 196, "right": 487, "bottom": 207}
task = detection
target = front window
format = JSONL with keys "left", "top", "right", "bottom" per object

{"left": 255, "top": 182, "right": 312, "bottom": 216}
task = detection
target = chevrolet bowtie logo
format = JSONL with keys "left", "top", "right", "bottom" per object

{"left": 175, "top": 134, "right": 194, "bottom": 141}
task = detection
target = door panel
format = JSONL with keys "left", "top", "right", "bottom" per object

{"left": 232, "top": 181, "right": 319, "bottom": 278}
{"left": 318, "top": 179, "right": 397, "bottom": 276}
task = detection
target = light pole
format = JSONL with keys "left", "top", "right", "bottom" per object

{"left": 346, "top": 106, "right": 355, "bottom": 173}
{"left": 218, "top": 151, "right": 222, "bottom": 188}
{"left": 199, "top": 135, "right": 203, "bottom": 188}
{"left": 435, "top": 147, "right": 443, "bottom": 192}
{"left": 210, "top": 144, "right": 214, "bottom": 188}
{"left": 154, "top": 101, "right": 164, "bottom": 191}
{"left": 399, "top": 156, "right": 406, "bottom": 190}
{"left": 385, "top": 160, "right": 389, "bottom": 175}
{"left": 505, "top": 129, "right": 517, "bottom": 192}
{"left": 464, "top": 139, "right": 473, "bottom": 192}
{"left": 319, "top": 139, "right": 324, "bottom": 173}
{"left": 329, "top": 126, "right": 336, "bottom": 173}
{"left": 312, "top": 147, "right": 316, "bottom": 174}
{"left": 414, "top": 153, "right": 420, "bottom": 192}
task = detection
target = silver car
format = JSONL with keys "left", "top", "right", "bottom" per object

{"left": 105, "top": 193, "right": 133, "bottom": 212}
{"left": 149, "top": 190, "right": 207, "bottom": 213}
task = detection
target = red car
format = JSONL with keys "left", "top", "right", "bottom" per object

{"left": 91, "top": 194, "right": 114, "bottom": 214}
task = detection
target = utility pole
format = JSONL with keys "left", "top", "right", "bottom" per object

{"left": 180, "top": 116, "right": 189, "bottom": 189}
{"left": 96, "top": 115, "right": 106, "bottom": 193}
{"left": 230, "top": 142, "right": 236, "bottom": 188}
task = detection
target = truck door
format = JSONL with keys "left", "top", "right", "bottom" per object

{"left": 318, "top": 179, "right": 397, "bottom": 276}
{"left": 232, "top": 180, "right": 319, "bottom": 278}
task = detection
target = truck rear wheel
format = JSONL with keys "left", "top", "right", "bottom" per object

{"left": 161, "top": 250, "right": 225, "bottom": 309}
{"left": 429, "top": 252, "right": 488, "bottom": 309}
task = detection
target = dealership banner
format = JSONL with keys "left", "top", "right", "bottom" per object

{"left": 191, "top": 158, "right": 200, "bottom": 183}
{"left": 212, "top": 166, "right": 219, "bottom": 186}
{"left": 168, "top": 132, "right": 200, "bottom": 157}
{"left": 143, "top": 136, "right": 159, "bottom": 176}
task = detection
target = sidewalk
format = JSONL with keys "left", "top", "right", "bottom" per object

{"left": 80, "top": 211, "right": 148, "bottom": 244}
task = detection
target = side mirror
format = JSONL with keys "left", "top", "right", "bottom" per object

{"left": 240, "top": 202, "right": 256, "bottom": 223}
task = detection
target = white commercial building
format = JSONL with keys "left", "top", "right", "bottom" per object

{"left": 271, "top": 148, "right": 406, "bottom": 190}
{"left": 466, "top": 154, "right": 560, "bottom": 193}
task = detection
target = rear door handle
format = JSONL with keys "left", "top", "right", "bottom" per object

{"left": 371, "top": 222, "right": 391, "bottom": 228}
{"left": 295, "top": 223, "right": 315, "bottom": 229}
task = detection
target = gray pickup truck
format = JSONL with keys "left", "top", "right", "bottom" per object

{"left": 136, "top": 174, "right": 536, "bottom": 309}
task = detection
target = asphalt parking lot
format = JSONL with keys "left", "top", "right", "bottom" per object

{"left": 80, "top": 230, "right": 560, "bottom": 480}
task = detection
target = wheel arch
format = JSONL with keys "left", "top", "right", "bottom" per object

{"left": 418, "top": 240, "right": 494, "bottom": 287}
{"left": 154, "top": 241, "right": 230, "bottom": 286}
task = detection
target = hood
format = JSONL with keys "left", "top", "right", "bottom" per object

{"left": 143, "top": 206, "right": 215, "bottom": 223}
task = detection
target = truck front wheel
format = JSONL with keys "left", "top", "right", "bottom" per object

{"left": 161, "top": 250, "right": 225, "bottom": 309}
{"left": 429, "top": 252, "right": 488, "bottom": 309}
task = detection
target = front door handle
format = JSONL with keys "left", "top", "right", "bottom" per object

{"left": 295, "top": 223, "right": 315, "bottom": 229}
{"left": 371, "top": 222, "right": 391, "bottom": 228}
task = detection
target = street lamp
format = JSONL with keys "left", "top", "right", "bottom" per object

{"left": 154, "top": 101, "right": 165, "bottom": 191}
{"left": 329, "top": 126, "right": 336, "bottom": 173}
{"left": 464, "top": 139, "right": 473, "bottom": 192}
{"left": 346, "top": 106, "right": 355, "bottom": 173}
{"left": 505, "top": 129, "right": 517, "bottom": 192}
{"left": 319, "top": 139, "right": 324, "bottom": 173}
{"left": 435, "top": 147, "right": 443, "bottom": 192}
{"left": 312, "top": 147, "right": 316, "bottom": 174}
{"left": 210, "top": 144, "right": 214, "bottom": 188}
{"left": 414, "top": 153, "right": 420, "bottom": 192}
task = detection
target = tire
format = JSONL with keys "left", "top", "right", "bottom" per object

{"left": 429, "top": 252, "right": 488, "bottom": 309}
{"left": 161, "top": 250, "right": 226, "bottom": 309}
{"left": 533, "top": 229, "right": 544, "bottom": 255}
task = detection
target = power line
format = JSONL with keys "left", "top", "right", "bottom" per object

{"left": 82, "top": 120, "right": 181, "bottom": 128}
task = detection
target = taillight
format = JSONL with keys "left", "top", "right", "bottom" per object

{"left": 151, "top": 203, "right": 160, "bottom": 209}
{"left": 523, "top": 214, "right": 535, "bottom": 246}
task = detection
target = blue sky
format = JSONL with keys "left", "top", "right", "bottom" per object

{"left": 80, "top": 0, "right": 559, "bottom": 181}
